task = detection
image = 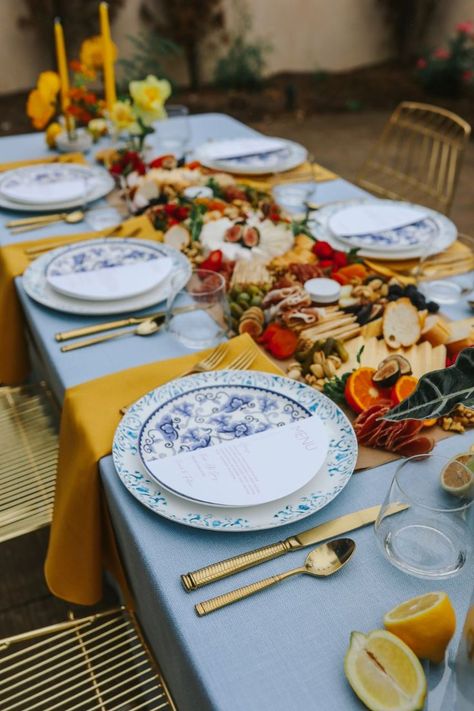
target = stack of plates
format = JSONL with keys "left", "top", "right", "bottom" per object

{"left": 0, "top": 163, "right": 114, "bottom": 212}
{"left": 194, "top": 137, "right": 308, "bottom": 175}
{"left": 23, "top": 238, "right": 191, "bottom": 315}
{"left": 113, "top": 370, "right": 357, "bottom": 531}
{"left": 309, "top": 199, "right": 457, "bottom": 260}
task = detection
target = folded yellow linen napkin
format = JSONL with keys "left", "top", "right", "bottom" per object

{"left": 44, "top": 334, "right": 284, "bottom": 605}
{"left": 0, "top": 153, "right": 87, "bottom": 172}
{"left": 205, "top": 160, "right": 338, "bottom": 192}
{"left": 0, "top": 215, "right": 162, "bottom": 385}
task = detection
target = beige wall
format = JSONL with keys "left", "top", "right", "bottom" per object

{"left": 0, "top": 0, "right": 473, "bottom": 93}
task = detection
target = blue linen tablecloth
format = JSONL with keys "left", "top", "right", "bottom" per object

{"left": 1, "top": 113, "right": 473, "bottom": 710}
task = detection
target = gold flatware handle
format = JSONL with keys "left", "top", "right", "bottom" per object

{"left": 7, "top": 213, "right": 64, "bottom": 227}
{"left": 195, "top": 573, "right": 287, "bottom": 616}
{"left": 24, "top": 225, "right": 127, "bottom": 256}
{"left": 55, "top": 317, "right": 138, "bottom": 342}
{"left": 11, "top": 219, "right": 63, "bottom": 235}
{"left": 182, "top": 540, "right": 291, "bottom": 591}
{"left": 60, "top": 326, "right": 139, "bottom": 351}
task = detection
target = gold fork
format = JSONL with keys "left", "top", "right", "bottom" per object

{"left": 119, "top": 344, "right": 257, "bottom": 415}
{"left": 25, "top": 226, "right": 142, "bottom": 259}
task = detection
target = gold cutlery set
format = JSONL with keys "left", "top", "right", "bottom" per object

{"left": 185, "top": 504, "right": 406, "bottom": 616}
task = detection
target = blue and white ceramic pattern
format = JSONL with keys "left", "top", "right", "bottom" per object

{"left": 113, "top": 370, "right": 357, "bottom": 531}
{"left": 0, "top": 164, "right": 114, "bottom": 212}
{"left": 335, "top": 217, "right": 438, "bottom": 250}
{"left": 23, "top": 238, "right": 191, "bottom": 316}
{"left": 310, "top": 199, "right": 457, "bottom": 261}
{"left": 195, "top": 139, "right": 308, "bottom": 176}
{"left": 47, "top": 242, "right": 160, "bottom": 278}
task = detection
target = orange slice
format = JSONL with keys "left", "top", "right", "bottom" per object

{"left": 391, "top": 375, "right": 437, "bottom": 427}
{"left": 344, "top": 367, "right": 390, "bottom": 414}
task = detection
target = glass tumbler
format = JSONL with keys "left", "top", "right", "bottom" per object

{"left": 157, "top": 104, "right": 190, "bottom": 159}
{"left": 375, "top": 454, "right": 473, "bottom": 579}
{"left": 166, "top": 269, "right": 230, "bottom": 350}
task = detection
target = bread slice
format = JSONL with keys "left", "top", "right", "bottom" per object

{"left": 421, "top": 315, "right": 451, "bottom": 346}
{"left": 383, "top": 298, "right": 421, "bottom": 348}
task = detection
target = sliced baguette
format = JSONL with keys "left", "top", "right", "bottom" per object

{"left": 383, "top": 298, "right": 421, "bottom": 349}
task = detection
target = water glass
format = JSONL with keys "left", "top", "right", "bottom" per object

{"left": 375, "top": 454, "right": 473, "bottom": 579}
{"left": 157, "top": 105, "right": 190, "bottom": 159}
{"left": 166, "top": 269, "right": 230, "bottom": 350}
{"left": 271, "top": 168, "right": 318, "bottom": 216}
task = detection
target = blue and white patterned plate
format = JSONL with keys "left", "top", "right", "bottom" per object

{"left": 0, "top": 164, "right": 114, "bottom": 212}
{"left": 46, "top": 241, "right": 173, "bottom": 301}
{"left": 23, "top": 238, "right": 191, "bottom": 315}
{"left": 310, "top": 199, "right": 457, "bottom": 261}
{"left": 113, "top": 370, "right": 357, "bottom": 531}
{"left": 194, "top": 139, "right": 308, "bottom": 176}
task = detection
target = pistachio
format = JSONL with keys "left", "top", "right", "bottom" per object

{"left": 310, "top": 363, "right": 325, "bottom": 378}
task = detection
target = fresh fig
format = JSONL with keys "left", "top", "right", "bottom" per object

{"left": 242, "top": 226, "right": 260, "bottom": 248}
{"left": 224, "top": 224, "right": 244, "bottom": 243}
{"left": 373, "top": 360, "right": 400, "bottom": 387}
{"left": 378, "top": 354, "right": 412, "bottom": 376}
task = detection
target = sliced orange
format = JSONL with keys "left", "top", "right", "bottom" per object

{"left": 344, "top": 367, "right": 390, "bottom": 414}
{"left": 384, "top": 592, "right": 456, "bottom": 664}
{"left": 391, "top": 375, "right": 437, "bottom": 427}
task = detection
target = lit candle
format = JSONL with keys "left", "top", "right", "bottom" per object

{"left": 99, "top": 1, "right": 117, "bottom": 112}
{"left": 54, "top": 18, "right": 70, "bottom": 114}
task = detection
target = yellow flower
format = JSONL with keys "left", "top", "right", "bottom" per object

{"left": 109, "top": 100, "right": 138, "bottom": 132}
{"left": 87, "top": 117, "right": 108, "bottom": 141}
{"left": 45, "top": 122, "right": 63, "bottom": 148}
{"left": 129, "top": 75, "right": 171, "bottom": 125}
{"left": 37, "top": 71, "right": 60, "bottom": 101}
{"left": 26, "top": 89, "right": 55, "bottom": 130}
{"left": 80, "top": 35, "right": 117, "bottom": 70}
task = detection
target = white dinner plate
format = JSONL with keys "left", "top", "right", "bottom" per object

{"left": 46, "top": 241, "right": 173, "bottom": 301}
{"left": 112, "top": 370, "right": 357, "bottom": 532}
{"left": 194, "top": 138, "right": 308, "bottom": 175}
{"left": 138, "top": 383, "right": 329, "bottom": 507}
{"left": 0, "top": 164, "right": 114, "bottom": 212}
{"left": 23, "top": 238, "right": 191, "bottom": 316}
{"left": 310, "top": 199, "right": 457, "bottom": 260}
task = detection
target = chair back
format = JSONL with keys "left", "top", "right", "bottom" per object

{"left": 356, "top": 102, "right": 471, "bottom": 214}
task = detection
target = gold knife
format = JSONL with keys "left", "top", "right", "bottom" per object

{"left": 55, "top": 305, "right": 196, "bottom": 342}
{"left": 181, "top": 503, "right": 406, "bottom": 591}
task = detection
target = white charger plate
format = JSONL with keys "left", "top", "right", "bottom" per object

{"left": 0, "top": 164, "right": 114, "bottom": 212}
{"left": 23, "top": 238, "right": 191, "bottom": 316}
{"left": 112, "top": 370, "right": 357, "bottom": 532}
{"left": 310, "top": 199, "right": 457, "bottom": 260}
{"left": 194, "top": 138, "right": 308, "bottom": 175}
{"left": 138, "top": 383, "right": 329, "bottom": 507}
{"left": 45, "top": 241, "right": 173, "bottom": 302}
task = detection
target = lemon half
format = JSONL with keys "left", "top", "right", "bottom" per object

{"left": 344, "top": 630, "right": 426, "bottom": 711}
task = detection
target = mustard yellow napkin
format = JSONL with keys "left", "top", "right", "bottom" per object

{"left": 204, "top": 160, "right": 337, "bottom": 192}
{"left": 0, "top": 215, "right": 162, "bottom": 385}
{"left": 0, "top": 153, "right": 87, "bottom": 173}
{"left": 45, "top": 334, "right": 284, "bottom": 605}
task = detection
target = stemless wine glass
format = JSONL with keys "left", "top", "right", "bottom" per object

{"left": 157, "top": 105, "right": 190, "bottom": 159}
{"left": 166, "top": 269, "right": 230, "bottom": 350}
{"left": 375, "top": 453, "right": 473, "bottom": 579}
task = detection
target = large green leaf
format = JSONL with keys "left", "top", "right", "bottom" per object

{"left": 384, "top": 347, "right": 474, "bottom": 421}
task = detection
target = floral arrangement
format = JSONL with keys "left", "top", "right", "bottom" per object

{"left": 109, "top": 75, "right": 171, "bottom": 150}
{"left": 416, "top": 21, "right": 474, "bottom": 97}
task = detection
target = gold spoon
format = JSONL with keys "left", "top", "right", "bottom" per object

{"left": 60, "top": 315, "right": 164, "bottom": 352}
{"left": 8, "top": 210, "right": 85, "bottom": 234}
{"left": 195, "top": 538, "right": 356, "bottom": 616}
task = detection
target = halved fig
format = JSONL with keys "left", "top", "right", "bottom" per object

{"left": 224, "top": 224, "right": 244, "bottom": 243}
{"left": 378, "top": 354, "right": 412, "bottom": 376}
{"left": 372, "top": 360, "right": 400, "bottom": 387}
{"left": 242, "top": 226, "right": 260, "bottom": 248}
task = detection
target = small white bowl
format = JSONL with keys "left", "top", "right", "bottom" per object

{"left": 304, "top": 277, "right": 341, "bottom": 304}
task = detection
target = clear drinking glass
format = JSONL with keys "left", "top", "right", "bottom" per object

{"left": 166, "top": 269, "right": 230, "bottom": 350}
{"left": 375, "top": 454, "right": 473, "bottom": 579}
{"left": 270, "top": 165, "right": 318, "bottom": 216}
{"left": 157, "top": 104, "right": 190, "bottom": 159}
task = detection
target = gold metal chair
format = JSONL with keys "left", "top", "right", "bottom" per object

{"left": 356, "top": 102, "right": 471, "bottom": 215}
{"left": 0, "top": 383, "right": 59, "bottom": 543}
{"left": 0, "top": 607, "right": 177, "bottom": 710}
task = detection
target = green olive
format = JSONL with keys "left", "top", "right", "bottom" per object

{"left": 250, "top": 296, "right": 262, "bottom": 307}
{"left": 230, "top": 302, "right": 244, "bottom": 318}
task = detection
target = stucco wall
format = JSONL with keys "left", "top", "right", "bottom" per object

{"left": 0, "top": 0, "right": 473, "bottom": 93}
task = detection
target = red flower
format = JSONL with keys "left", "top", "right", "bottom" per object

{"left": 456, "top": 20, "right": 474, "bottom": 35}
{"left": 462, "top": 70, "right": 473, "bottom": 83}
{"left": 416, "top": 58, "right": 428, "bottom": 69}
{"left": 433, "top": 48, "right": 450, "bottom": 60}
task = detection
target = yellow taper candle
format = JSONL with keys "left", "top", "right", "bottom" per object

{"left": 54, "top": 18, "right": 70, "bottom": 113}
{"left": 99, "top": 1, "right": 117, "bottom": 112}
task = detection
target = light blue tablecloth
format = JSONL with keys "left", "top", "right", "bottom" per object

{"left": 2, "top": 114, "right": 473, "bottom": 710}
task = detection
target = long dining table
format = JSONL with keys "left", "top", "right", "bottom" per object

{"left": 1, "top": 113, "right": 473, "bottom": 710}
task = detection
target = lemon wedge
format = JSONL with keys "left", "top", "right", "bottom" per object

{"left": 344, "top": 630, "right": 426, "bottom": 711}
{"left": 384, "top": 592, "right": 456, "bottom": 664}
{"left": 440, "top": 454, "right": 474, "bottom": 497}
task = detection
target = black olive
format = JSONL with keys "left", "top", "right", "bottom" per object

{"left": 388, "top": 285, "right": 403, "bottom": 296}
{"left": 427, "top": 301, "right": 440, "bottom": 313}
{"left": 356, "top": 304, "right": 373, "bottom": 325}
{"left": 404, "top": 284, "right": 417, "bottom": 297}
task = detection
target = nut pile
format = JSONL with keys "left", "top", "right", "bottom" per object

{"left": 440, "top": 405, "right": 474, "bottom": 433}
{"left": 287, "top": 337, "right": 349, "bottom": 391}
